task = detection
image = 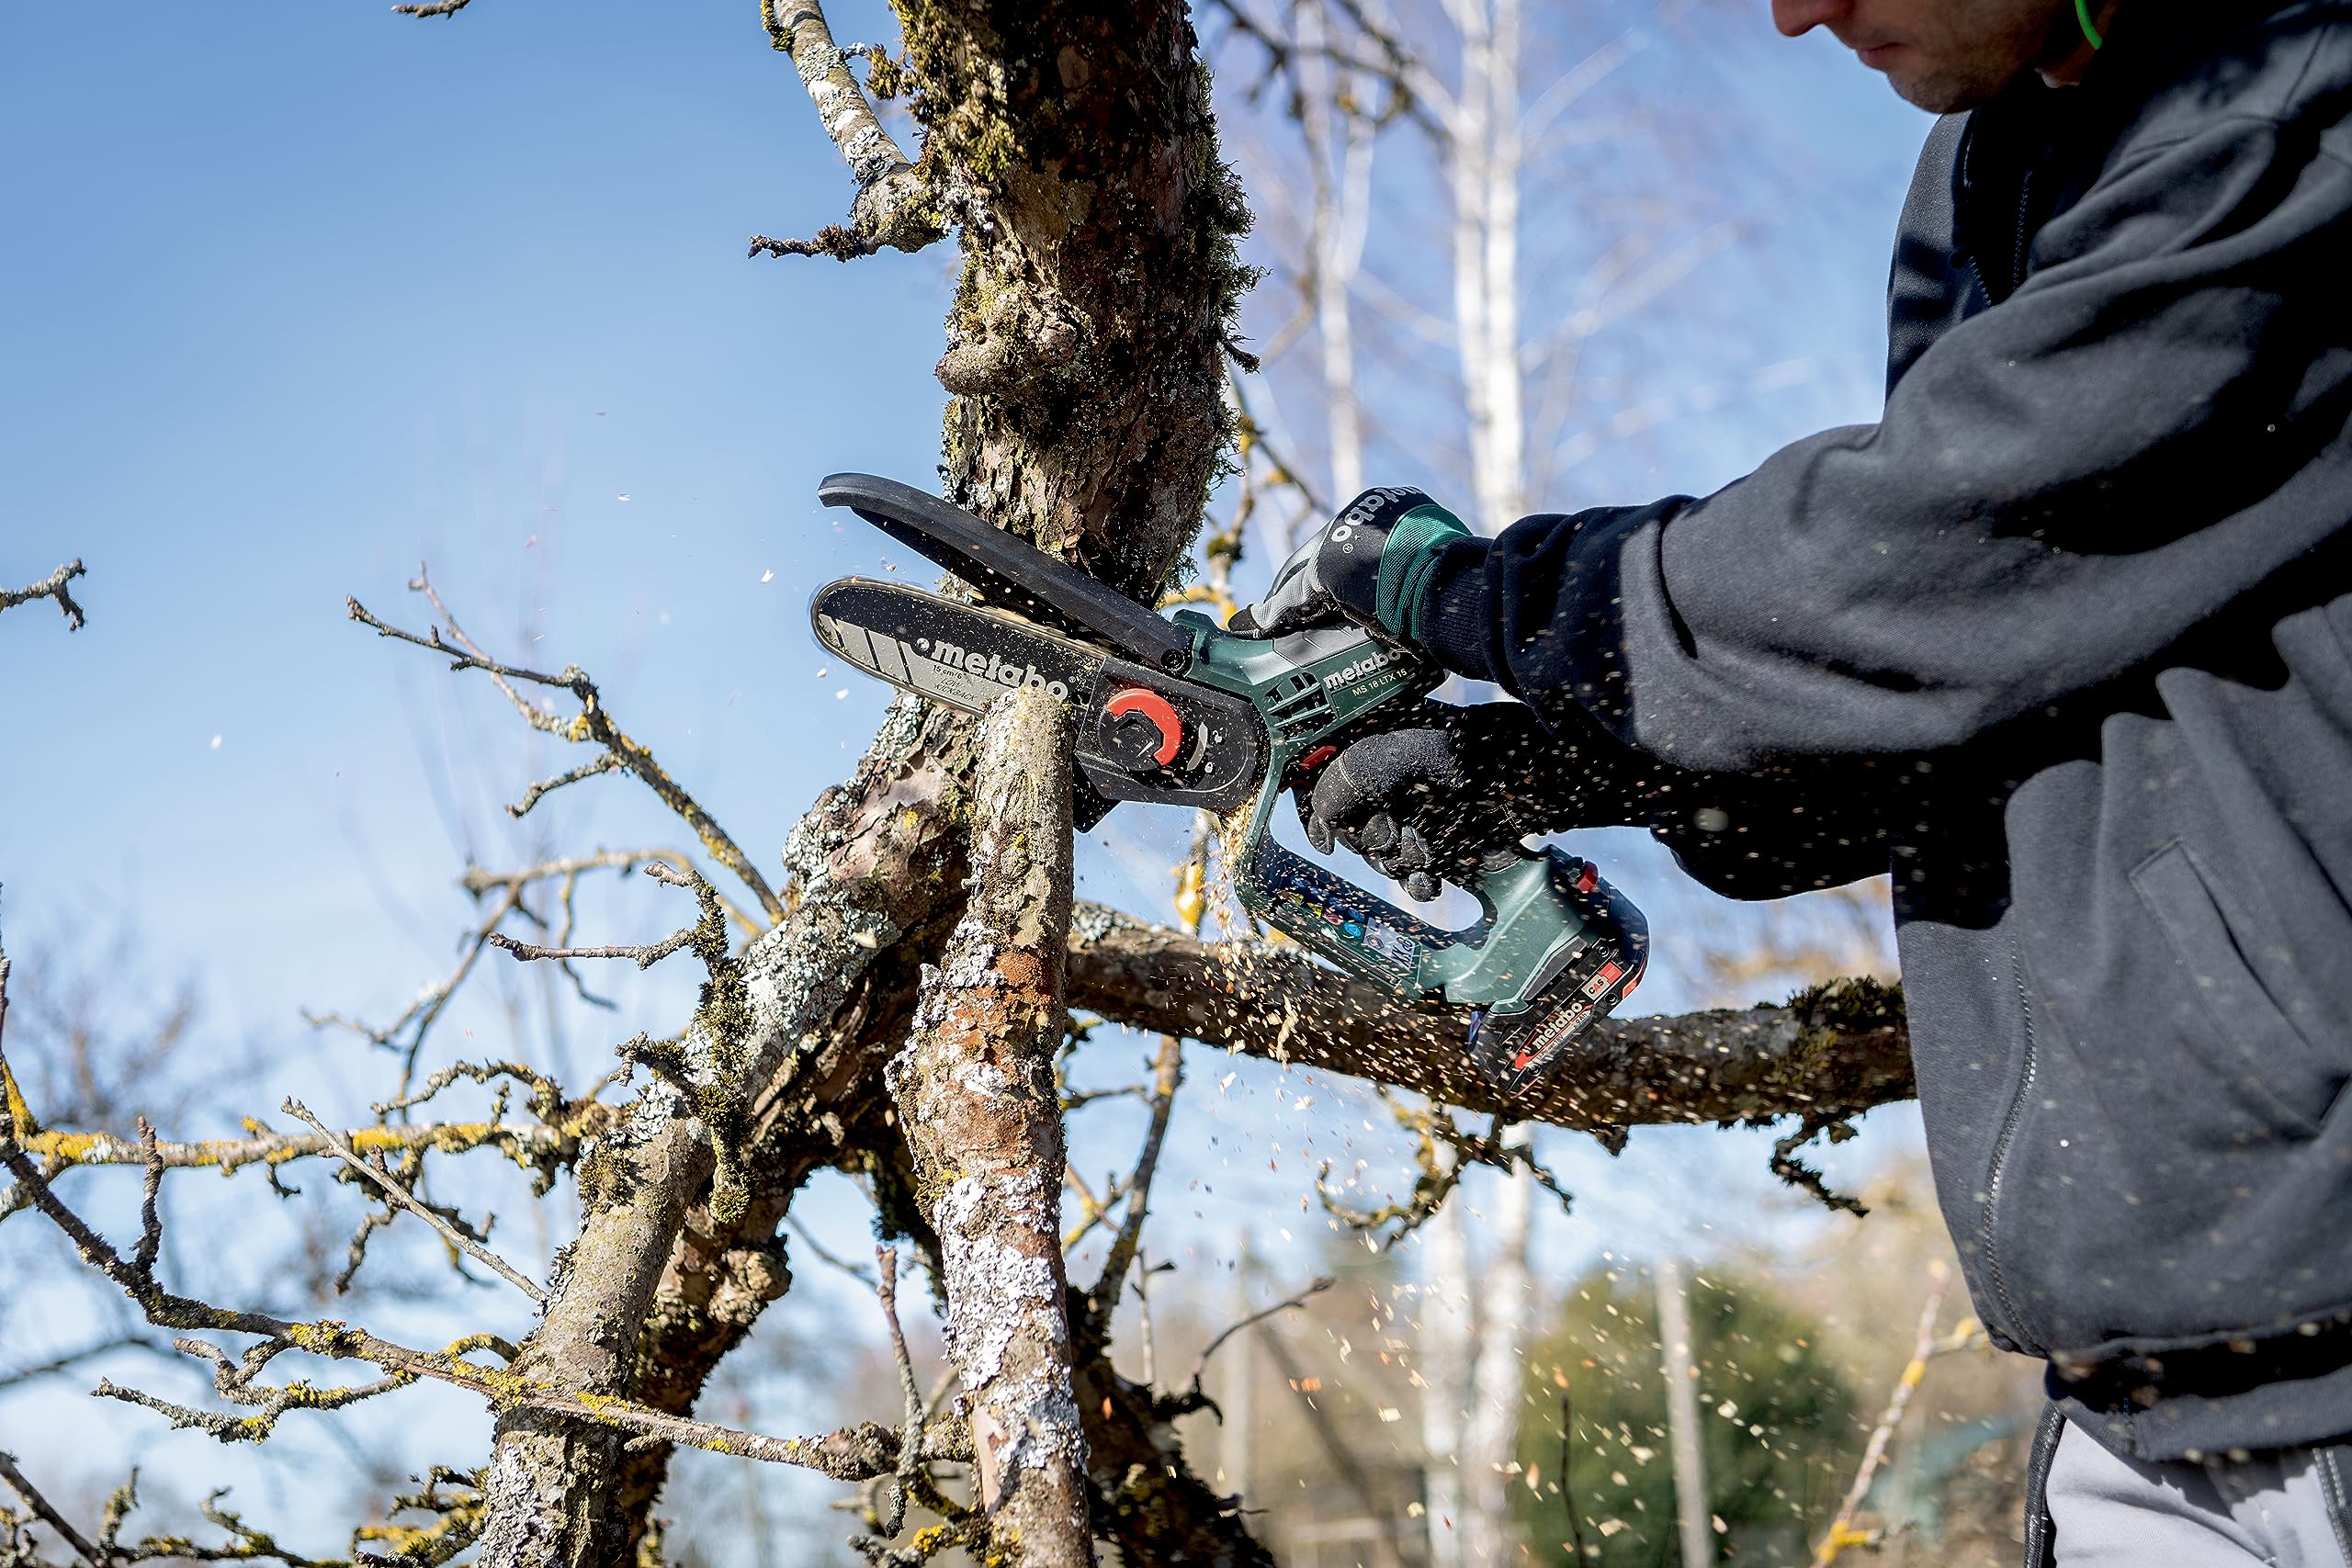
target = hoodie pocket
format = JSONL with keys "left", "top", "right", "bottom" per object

{"left": 2130, "top": 840, "right": 2336, "bottom": 1137}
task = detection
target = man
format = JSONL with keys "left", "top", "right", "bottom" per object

{"left": 1228, "top": 0, "right": 2352, "bottom": 1560}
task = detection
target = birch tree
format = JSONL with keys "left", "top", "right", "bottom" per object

{"left": 0, "top": 10, "right": 1917, "bottom": 1568}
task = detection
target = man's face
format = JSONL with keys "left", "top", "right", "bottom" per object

{"left": 1770, "top": 0, "right": 2071, "bottom": 110}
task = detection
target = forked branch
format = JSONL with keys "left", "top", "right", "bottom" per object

{"left": 1, "top": 560, "right": 86, "bottom": 631}
{"left": 752, "top": 0, "right": 943, "bottom": 261}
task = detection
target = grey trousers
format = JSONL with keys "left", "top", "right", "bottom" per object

{"left": 2036, "top": 1411, "right": 2352, "bottom": 1566}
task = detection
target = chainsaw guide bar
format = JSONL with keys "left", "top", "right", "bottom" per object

{"left": 810, "top": 578, "right": 1264, "bottom": 821}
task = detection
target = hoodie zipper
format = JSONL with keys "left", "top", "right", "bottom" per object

{"left": 1957, "top": 106, "right": 2041, "bottom": 305}
{"left": 1976, "top": 945, "right": 2041, "bottom": 1349}
{"left": 2005, "top": 166, "right": 2036, "bottom": 299}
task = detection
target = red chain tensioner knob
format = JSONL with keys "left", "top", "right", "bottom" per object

{"left": 1102, "top": 687, "right": 1186, "bottom": 773}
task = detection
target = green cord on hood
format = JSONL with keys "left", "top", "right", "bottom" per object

{"left": 2075, "top": 0, "right": 2104, "bottom": 50}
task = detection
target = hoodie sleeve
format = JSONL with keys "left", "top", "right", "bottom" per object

{"left": 1417, "top": 109, "right": 2352, "bottom": 773}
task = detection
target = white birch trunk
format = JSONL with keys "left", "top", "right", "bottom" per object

{"left": 1457, "top": 1151, "right": 1533, "bottom": 1565}
{"left": 1297, "top": 0, "right": 1375, "bottom": 501}
{"left": 1476, "top": 0, "right": 1526, "bottom": 531}
{"left": 1445, "top": 0, "right": 1496, "bottom": 533}
{"left": 1656, "top": 1257, "right": 1715, "bottom": 1568}
{"left": 1417, "top": 1144, "right": 1473, "bottom": 1568}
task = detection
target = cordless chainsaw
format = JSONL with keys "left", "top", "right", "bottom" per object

{"left": 808, "top": 474, "right": 1648, "bottom": 1090}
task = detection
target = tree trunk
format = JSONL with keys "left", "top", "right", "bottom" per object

{"left": 475, "top": 6, "right": 1250, "bottom": 1563}
{"left": 891, "top": 688, "right": 1092, "bottom": 1568}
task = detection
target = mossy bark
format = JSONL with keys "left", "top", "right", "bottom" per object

{"left": 899, "top": 0, "right": 1249, "bottom": 593}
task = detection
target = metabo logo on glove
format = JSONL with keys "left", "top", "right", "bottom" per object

{"left": 1327, "top": 486, "right": 1423, "bottom": 548}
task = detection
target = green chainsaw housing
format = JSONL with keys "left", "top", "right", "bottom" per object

{"left": 1167, "top": 610, "right": 1650, "bottom": 1088}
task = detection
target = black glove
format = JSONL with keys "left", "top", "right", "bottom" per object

{"left": 1299, "top": 703, "right": 1656, "bottom": 900}
{"left": 1228, "top": 487, "right": 1471, "bottom": 641}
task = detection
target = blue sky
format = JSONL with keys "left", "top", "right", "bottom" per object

{"left": 1, "top": 0, "right": 1930, "bottom": 1555}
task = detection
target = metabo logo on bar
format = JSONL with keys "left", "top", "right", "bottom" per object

{"left": 917, "top": 635, "right": 1071, "bottom": 700}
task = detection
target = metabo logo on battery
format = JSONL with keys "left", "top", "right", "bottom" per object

{"left": 1323, "top": 648, "right": 1398, "bottom": 693}
{"left": 917, "top": 636, "right": 1070, "bottom": 700}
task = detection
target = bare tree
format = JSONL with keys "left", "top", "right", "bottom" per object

{"left": 0, "top": 10, "right": 1921, "bottom": 1568}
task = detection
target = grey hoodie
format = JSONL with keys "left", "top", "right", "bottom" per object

{"left": 1418, "top": 0, "right": 2352, "bottom": 1460}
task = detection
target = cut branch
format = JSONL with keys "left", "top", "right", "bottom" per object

{"left": 890, "top": 688, "right": 1091, "bottom": 1568}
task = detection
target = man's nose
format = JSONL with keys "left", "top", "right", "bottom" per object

{"left": 1770, "top": 0, "right": 1848, "bottom": 37}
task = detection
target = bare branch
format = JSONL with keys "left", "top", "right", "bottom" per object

{"left": 1086, "top": 1033, "right": 1182, "bottom": 1327}
{"left": 98, "top": 1359, "right": 413, "bottom": 1447}
{"left": 1182, "top": 1273, "right": 1334, "bottom": 1397}
{"left": 282, "top": 1100, "right": 545, "bottom": 1302}
{"left": 0, "top": 1452, "right": 106, "bottom": 1568}
{"left": 890, "top": 688, "right": 1091, "bottom": 1568}
{"left": 863, "top": 1247, "right": 928, "bottom": 1540}
{"left": 0, "top": 560, "right": 86, "bottom": 632}
{"left": 1315, "top": 1100, "right": 1574, "bottom": 1248}
{"left": 508, "top": 751, "right": 624, "bottom": 818}
{"left": 0, "top": 1336, "right": 168, "bottom": 1393}
{"left": 347, "top": 585, "right": 787, "bottom": 926}
{"left": 1812, "top": 1265, "right": 1971, "bottom": 1565}
{"left": 0, "top": 1118, "right": 939, "bottom": 1480}
{"left": 1771, "top": 1112, "right": 1868, "bottom": 1216}
{"left": 1065, "top": 908, "right": 1915, "bottom": 1132}
{"left": 12, "top": 1117, "right": 585, "bottom": 1179}
{"left": 784, "top": 1213, "right": 877, "bottom": 1288}
{"left": 486, "top": 863, "right": 722, "bottom": 975}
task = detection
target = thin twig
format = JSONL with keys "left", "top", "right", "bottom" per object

{"left": 1811, "top": 1265, "right": 1954, "bottom": 1566}
{"left": 280, "top": 1100, "right": 544, "bottom": 1302}
{"left": 1772, "top": 1112, "right": 1868, "bottom": 1216}
{"left": 509, "top": 751, "right": 624, "bottom": 818}
{"left": 0, "top": 1335, "right": 168, "bottom": 1393}
{"left": 1183, "top": 1274, "right": 1335, "bottom": 1397}
{"left": 485, "top": 861, "right": 722, "bottom": 972}
{"left": 0, "top": 1450, "right": 107, "bottom": 1568}
{"left": 1089, "top": 1035, "right": 1183, "bottom": 1325}
{"left": 786, "top": 1213, "right": 877, "bottom": 1288}
{"left": 0, "top": 1124, "right": 934, "bottom": 1481}
{"left": 347, "top": 582, "right": 787, "bottom": 925}
{"left": 869, "top": 1247, "right": 927, "bottom": 1537}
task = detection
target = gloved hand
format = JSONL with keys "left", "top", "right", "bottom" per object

{"left": 1227, "top": 486, "right": 1471, "bottom": 641}
{"left": 1299, "top": 703, "right": 1655, "bottom": 900}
